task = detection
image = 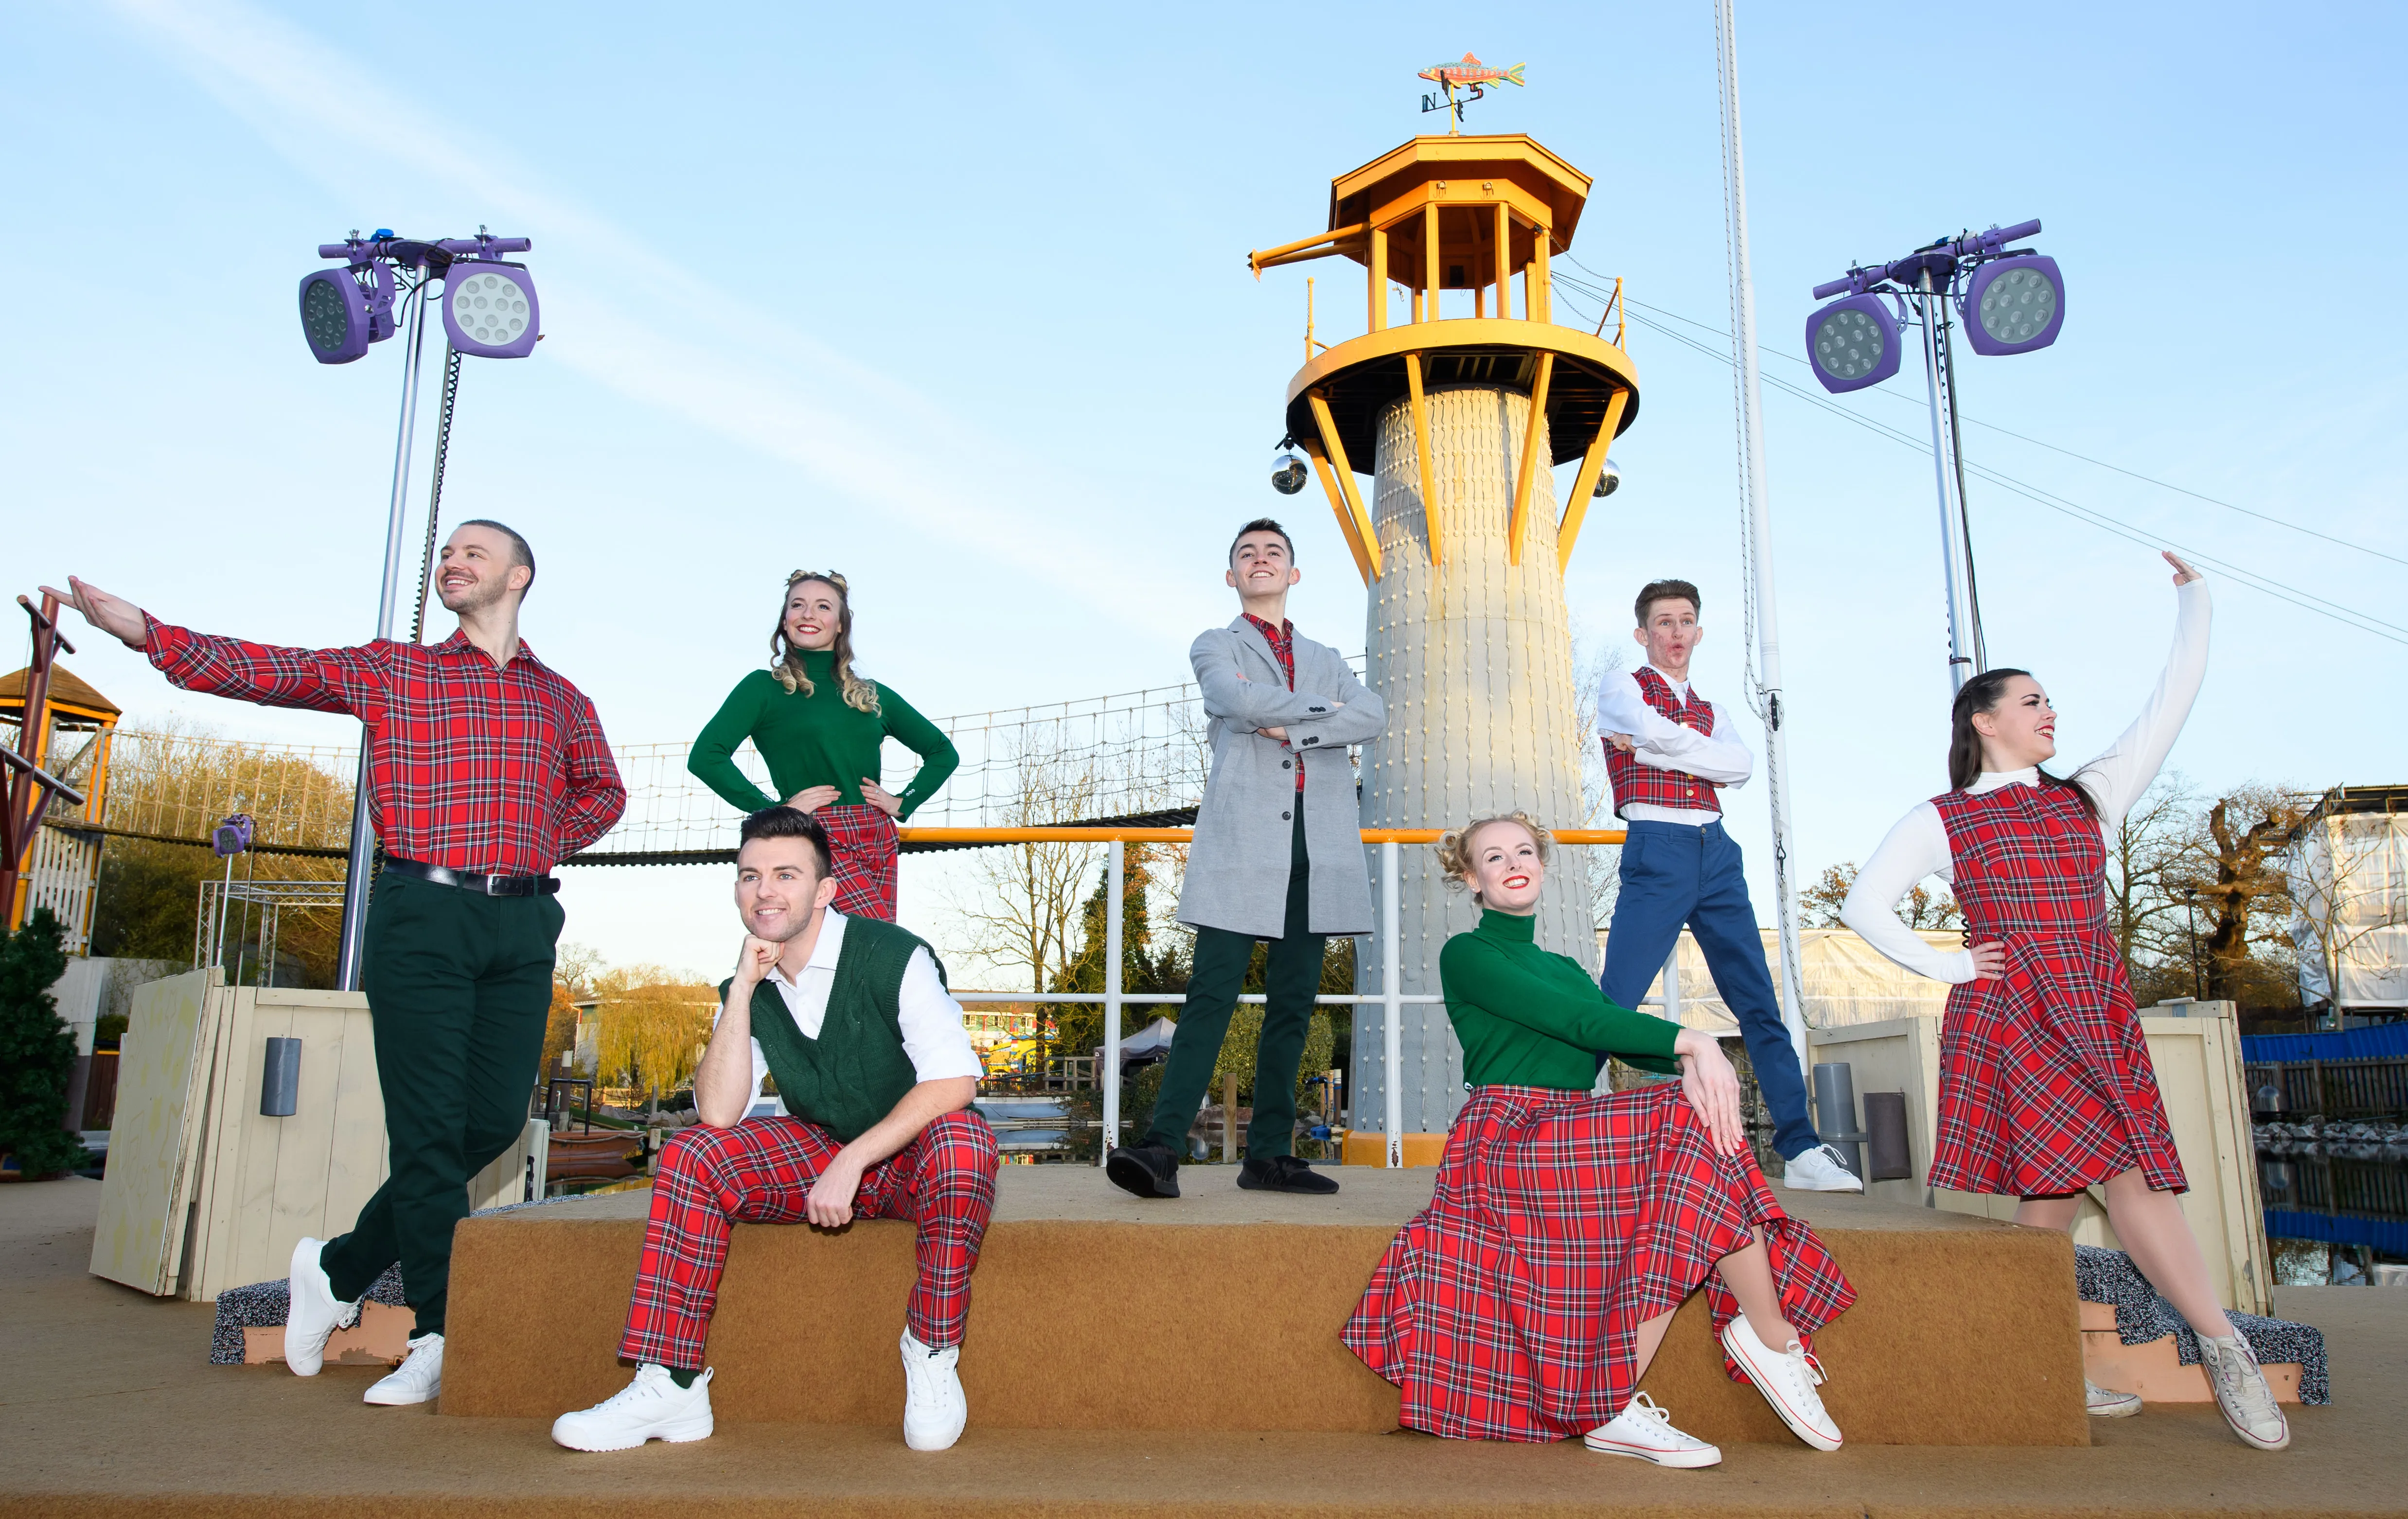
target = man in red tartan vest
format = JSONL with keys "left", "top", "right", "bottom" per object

{"left": 1596, "top": 579, "right": 1860, "bottom": 1192}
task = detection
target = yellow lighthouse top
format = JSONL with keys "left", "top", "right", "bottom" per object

{"left": 1248, "top": 133, "right": 1638, "bottom": 581}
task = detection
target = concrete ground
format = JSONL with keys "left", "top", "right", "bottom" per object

{"left": 5, "top": 1174, "right": 2404, "bottom": 1518}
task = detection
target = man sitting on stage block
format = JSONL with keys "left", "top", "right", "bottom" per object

{"left": 552, "top": 806, "right": 996, "bottom": 1453}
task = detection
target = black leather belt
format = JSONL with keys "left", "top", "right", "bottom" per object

{"left": 379, "top": 855, "right": 560, "bottom": 896}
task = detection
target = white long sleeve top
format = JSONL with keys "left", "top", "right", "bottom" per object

{"left": 1840, "top": 579, "right": 2211, "bottom": 984}
{"left": 1594, "top": 664, "right": 1755, "bottom": 826}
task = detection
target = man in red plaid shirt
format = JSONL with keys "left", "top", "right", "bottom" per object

{"left": 49, "top": 520, "right": 624, "bottom": 1408}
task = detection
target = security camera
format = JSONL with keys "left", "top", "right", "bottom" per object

{"left": 1271, "top": 451, "right": 1310, "bottom": 495}
{"left": 1593, "top": 456, "right": 1622, "bottom": 498}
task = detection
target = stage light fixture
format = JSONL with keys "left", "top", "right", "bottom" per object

{"left": 441, "top": 264, "right": 541, "bottom": 358}
{"left": 1805, "top": 294, "right": 1903, "bottom": 393}
{"left": 1958, "top": 254, "right": 2065, "bottom": 356}
{"left": 1593, "top": 456, "right": 1622, "bottom": 497}
{"left": 298, "top": 270, "right": 372, "bottom": 365}
{"left": 1271, "top": 449, "right": 1309, "bottom": 495}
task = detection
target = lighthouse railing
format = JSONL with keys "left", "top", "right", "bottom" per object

{"left": 918, "top": 825, "right": 1656, "bottom": 1168}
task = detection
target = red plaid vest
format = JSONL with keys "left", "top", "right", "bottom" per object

{"left": 1603, "top": 667, "right": 1724, "bottom": 818}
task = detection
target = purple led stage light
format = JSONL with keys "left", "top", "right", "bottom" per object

{"left": 298, "top": 269, "right": 372, "bottom": 364}
{"left": 1805, "top": 293, "right": 1904, "bottom": 393}
{"left": 440, "top": 263, "right": 539, "bottom": 358}
{"left": 1958, "top": 254, "right": 2064, "bottom": 356}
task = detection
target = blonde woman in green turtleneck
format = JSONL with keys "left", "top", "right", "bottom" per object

{"left": 688, "top": 572, "right": 957, "bottom": 921}
{"left": 1342, "top": 812, "right": 1858, "bottom": 1466}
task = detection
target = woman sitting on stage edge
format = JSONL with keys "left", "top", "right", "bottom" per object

{"left": 689, "top": 571, "right": 958, "bottom": 921}
{"left": 1343, "top": 813, "right": 1856, "bottom": 1467}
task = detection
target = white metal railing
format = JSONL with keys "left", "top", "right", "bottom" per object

{"left": 952, "top": 834, "right": 1667, "bottom": 1168}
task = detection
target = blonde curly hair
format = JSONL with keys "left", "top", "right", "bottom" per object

{"left": 769, "top": 570, "right": 881, "bottom": 715}
{"left": 1434, "top": 812, "right": 1553, "bottom": 902}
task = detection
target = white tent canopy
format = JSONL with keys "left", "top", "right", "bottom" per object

{"left": 2289, "top": 801, "right": 2408, "bottom": 1010}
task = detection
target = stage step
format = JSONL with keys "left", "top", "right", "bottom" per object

{"left": 442, "top": 1165, "right": 2090, "bottom": 1446}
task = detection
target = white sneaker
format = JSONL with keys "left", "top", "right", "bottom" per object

{"left": 283, "top": 1236, "right": 360, "bottom": 1377}
{"left": 1783, "top": 1144, "right": 1865, "bottom": 1194}
{"left": 900, "top": 1329, "right": 967, "bottom": 1451}
{"left": 1583, "top": 1392, "right": 1723, "bottom": 1467}
{"left": 2198, "top": 1335, "right": 2290, "bottom": 1451}
{"left": 1719, "top": 1312, "right": 1842, "bottom": 1451}
{"left": 2087, "top": 1378, "right": 2143, "bottom": 1418}
{"left": 552, "top": 1364, "right": 716, "bottom": 1451}
{"left": 363, "top": 1332, "right": 443, "bottom": 1406}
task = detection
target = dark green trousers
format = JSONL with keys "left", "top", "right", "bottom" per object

{"left": 321, "top": 872, "right": 561, "bottom": 1335}
{"left": 1146, "top": 810, "right": 1324, "bottom": 1159}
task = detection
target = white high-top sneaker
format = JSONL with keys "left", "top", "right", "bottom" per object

{"left": 283, "top": 1236, "right": 361, "bottom": 1377}
{"left": 363, "top": 1332, "right": 443, "bottom": 1406}
{"left": 900, "top": 1329, "right": 967, "bottom": 1451}
{"left": 2086, "top": 1378, "right": 2143, "bottom": 1418}
{"left": 1719, "top": 1312, "right": 1842, "bottom": 1451}
{"left": 1783, "top": 1144, "right": 1866, "bottom": 1194}
{"left": 1583, "top": 1392, "right": 1723, "bottom": 1467}
{"left": 2198, "top": 1335, "right": 2290, "bottom": 1450}
{"left": 552, "top": 1365, "right": 717, "bottom": 1451}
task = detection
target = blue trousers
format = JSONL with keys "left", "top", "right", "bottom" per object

{"left": 1599, "top": 819, "right": 1817, "bottom": 1159}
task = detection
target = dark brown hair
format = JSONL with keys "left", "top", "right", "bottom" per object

{"left": 1634, "top": 578, "right": 1700, "bottom": 626}
{"left": 1948, "top": 668, "right": 2098, "bottom": 820}
{"left": 738, "top": 805, "right": 833, "bottom": 878}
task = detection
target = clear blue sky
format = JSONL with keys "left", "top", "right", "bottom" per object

{"left": 8, "top": 1, "right": 2402, "bottom": 981}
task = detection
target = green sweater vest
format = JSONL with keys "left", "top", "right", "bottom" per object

{"left": 689, "top": 654, "right": 959, "bottom": 819}
{"left": 722, "top": 917, "right": 943, "bottom": 1143}
{"left": 1438, "top": 908, "right": 1683, "bottom": 1090}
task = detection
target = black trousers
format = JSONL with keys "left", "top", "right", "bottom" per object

{"left": 1146, "top": 810, "right": 1324, "bottom": 1159}
{"left": 320, "top": 872, "right": 561, "bottom": 1335}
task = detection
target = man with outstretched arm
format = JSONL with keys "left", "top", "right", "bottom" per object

{"left": 1106, "top": 518, "right": 1386, "bottom": 1199}
{"left": 44, "top": 521, "right": 628, "bottom": 1403}
{"left": 1595, "top": 578, "right": 1861, "bottom": 1193}
{"left": 551, "top": 805, "right": 998, "bottom": 1452}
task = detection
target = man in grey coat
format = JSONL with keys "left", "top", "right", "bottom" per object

{"left": 1107, "top": 519, "right": 1386, "bottom": 1199}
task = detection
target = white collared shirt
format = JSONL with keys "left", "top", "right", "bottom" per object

{"left": 716, "top": 908, "right": 984, "bottom": 1113}
{"left": 1595, "top": 663, "right": 1757, "bottom": 827}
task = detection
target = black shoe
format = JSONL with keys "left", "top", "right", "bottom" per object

{"left": 1105, "top": 1141, "right": 1180, "bottom": 1199}
{"left": 1237, "top": 1154, "right": 1340, "bottom": 1195}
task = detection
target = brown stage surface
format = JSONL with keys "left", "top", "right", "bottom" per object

{"left": 6, "top": 1173, "right": 2404, "bottom": 1518}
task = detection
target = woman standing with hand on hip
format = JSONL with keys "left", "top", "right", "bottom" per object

{"left": 1841, "top": 552, "right": 2288, "bottom": 1451}
{"left": 690, "top": 571, "right": 958, "bottom": 921}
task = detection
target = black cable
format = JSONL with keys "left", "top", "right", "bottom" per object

{"left": 409, "top": 347, "right": 464, "bottom": 644}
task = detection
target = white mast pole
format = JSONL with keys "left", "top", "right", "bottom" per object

{"left": 1714, "top": 0, "right": 1812, "bottom": 1088}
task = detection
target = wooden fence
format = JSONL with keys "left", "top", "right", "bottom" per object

{"left": 2244, "top": 1056, "right": 2408, "bottom": 1119}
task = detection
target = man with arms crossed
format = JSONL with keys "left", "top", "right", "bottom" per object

{"left": 1106, "top": 518, "right": 1386, "bottom": 1198}
{"left": 551, "top": 806, "right": 997, "bottom": 1452}
{"left": 46, "top": 522, "right": 628, "bottom": 1403}
{"left": 1596, "top": 578, "right": 1860, "bottom": 1192}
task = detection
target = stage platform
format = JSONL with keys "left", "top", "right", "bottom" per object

{"left": 9, "top": 1175, "right": 2404, "bottom": 1519}
{"left": 445, "top": 1164, "right": 2090, "bottom": 1446}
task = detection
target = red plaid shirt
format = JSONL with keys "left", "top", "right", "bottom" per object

{"left": 145, "top": 617, "right": 625, "bottom": 875}
{"left": 1241, "top": 613, "right": 1307, "bottom": 793}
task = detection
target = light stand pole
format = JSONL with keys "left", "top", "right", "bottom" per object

{"left": 1714, "top": 0, "right": 1811, "bottom": 1084}
{"left": 335, "top": 280, "right": 432, "bottom": 991}
{"left": 1910, "top": 266, "right": 1984, "bottom": 691}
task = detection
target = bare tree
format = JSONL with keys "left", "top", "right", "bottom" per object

{"left": 2174, "top": 784, "right": 2309, "bottom": 1006}
{"left": 944, "top": 738, "right": 1102, "bottom": 994}
{"left": 2103, "top": 773, "right": 2198, "bottom": 967}
{"left": 1799, "top": 862, "right": 1963, "bottom": 931}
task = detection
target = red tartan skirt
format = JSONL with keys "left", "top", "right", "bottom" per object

{"left": 1929, "top": 934, "right": 2188, "bottom": 1196}
{"left": 815, "top": 803, "right": 900, "bottom": 921}
{"left": 1342, "top": 1083, "right": 1856, "bottom": 1442}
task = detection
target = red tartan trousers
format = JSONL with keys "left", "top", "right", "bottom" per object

{"left": 618, "top": 1112, "right": 999, "bottom": 1368}
{"left": 1343, "top": 1083, "right": 1856, "bottom": 1442}
{"left": 816, "top": 804, "right": 900, "bottom": 921}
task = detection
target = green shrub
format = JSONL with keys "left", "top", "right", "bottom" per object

{"left": 0, "top": 910, "right": 89, "bottom": 1177}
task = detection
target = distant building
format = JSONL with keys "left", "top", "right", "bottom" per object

{"left": 2286, "top": 785, "right": 2408, "bottom": 1023}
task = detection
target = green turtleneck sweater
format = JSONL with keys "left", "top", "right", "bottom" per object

{"left": 1438, "top": 908, "right": 1684, "bottom": 1089}
{"left": 690, "top": 653, "right": 959, "bottom": 820}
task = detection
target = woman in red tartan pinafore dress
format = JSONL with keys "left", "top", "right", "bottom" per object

{"left": 1841, "top": 555, "right": 2289, "bottom": 1452}
{"left": 1344, "top": 814, "right": 1857, "bottom": 1468}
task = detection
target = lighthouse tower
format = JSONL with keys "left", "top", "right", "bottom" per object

{"left": 1250, "top": 133, "right": 1637, "bottom": 1137}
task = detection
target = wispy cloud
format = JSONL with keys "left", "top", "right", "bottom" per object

{"left": 98, "top": 0, "right": 1204, "bottom": 639}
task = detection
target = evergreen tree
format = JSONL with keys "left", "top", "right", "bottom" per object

{"left": 0, "top": 909, "right": 88, "bottom": 1178}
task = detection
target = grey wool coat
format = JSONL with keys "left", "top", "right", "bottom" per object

{"left": 1175, "top": 617, "right": 1388, "bottom": 939}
